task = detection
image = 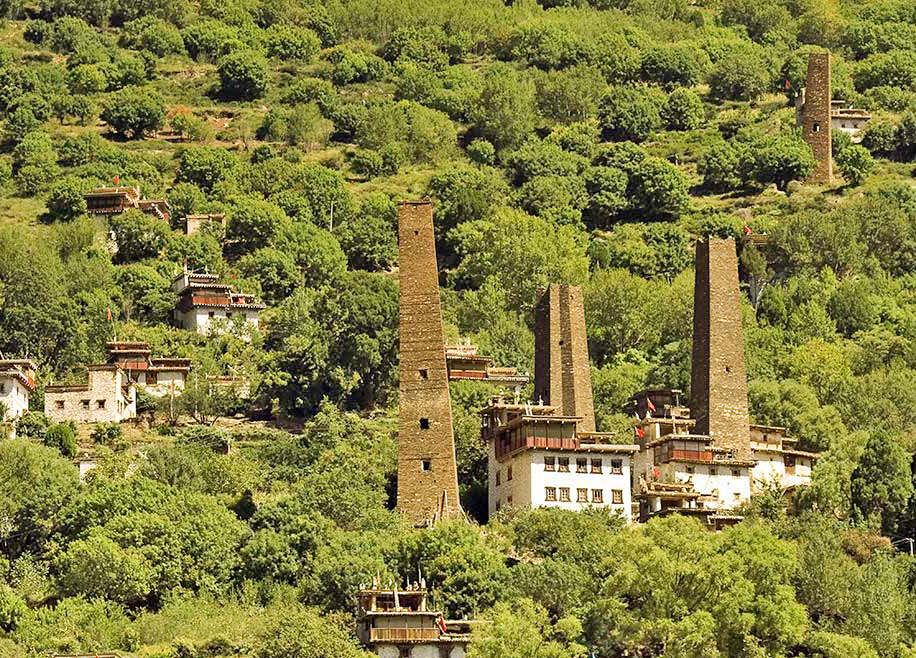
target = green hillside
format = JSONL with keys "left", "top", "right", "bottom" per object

{"left": 4, "top": 0, "right": 916, "bottom": 656}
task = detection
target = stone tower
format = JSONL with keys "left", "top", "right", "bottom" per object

{"left": 801, "top": 52, "right": 832, "bottom": 183}
{"left": 395, "top": 200, "right": 461, "bottom": 524}
{"left": 534, "top": 283, "right": 596, "bottom": 432}
{"left": 690, "top": 238, "right": 751, "bottom": 460}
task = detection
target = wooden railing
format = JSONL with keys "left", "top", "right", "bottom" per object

{"left": 662, "top": 449, "right": 713, "bottom": 462}
{"left": 370, "top": 628, "right": 440, "bottom": 642}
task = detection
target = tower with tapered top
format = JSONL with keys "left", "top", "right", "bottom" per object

{"left": 395, "top": 200, "right": 461, "bottom": 524}
{"left": 534, "top": 283, "right": 596, "bottom": 432}
{"left": 690, "top": 237, "right": 751, "bottom": 461}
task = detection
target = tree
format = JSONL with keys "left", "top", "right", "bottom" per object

{"left": 257, "top": 608, "right": 374, "bottom": 658}
{"left": 470, "top": 64, "right": 536, "bottom": 151}
{"left": 661, "top": 88, "right": 704, "bottom": 131}
{"left": 835, "top": 144, "right": 874, "bottom": 186}
{"left": 218, "top": 50, "right": 269, "bottom": 101}
{"left": 237, "top": 248, "right": 300, "bottom": 305}
{"left": 44, "top": 175, "right": 88, "bottom": 222}
{"left": 264, "top": 25, "right": 321, "bottom": 62}
{"left": 709, "top": 51, "right": 771, "bottom": 102}
{"left": 640, "top": 44, "right": 706, "bottom": 89}
{"left": 225, "top": 196, "right": 290, "bottom": 258}
{"left": 100, "top": 86, "right": 166, "bottom": 139}
{"left": 598, "top": 86, "right": 663, "bottom": 142}
{"left": 56, "top": 534, "right": 153, "bottom": 605}
{"left": 468, "top": 599, "right": 586, "bottom": 658}
{"left": 534, "top": 65, "right": 606, "bottom": 124}
{"left": 336, "top": 195, "right": 397, "bottom": 271}
{"left": 108, "top": 209, "right": 173, "bottom": 264}
{"left": 850, "top": 431, "right": 913, "bottom": 534}
{"left": 176, "top": 146, "right": 239, "bottom": 191}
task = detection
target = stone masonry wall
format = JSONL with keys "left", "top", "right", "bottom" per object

{"left": 803, "top": 52, "right": 832, "bottom": 183}
{"left": 534, "top": 284, "right": 596, "bottom": 432}
{"left": 395, "top": 201, "right": 462, "bottom": 524}
{"left": 690, "top": 238, "right": 752, "bottom": 460}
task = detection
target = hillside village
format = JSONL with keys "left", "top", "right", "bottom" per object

{"left": 5, "top": 0, "right": 916, "bottom": 657}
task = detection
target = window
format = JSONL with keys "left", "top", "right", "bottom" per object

{"left": 96, "top": 400, "right": 106, "bottom": 409}
{"left": 559, "top": 487, "right": 570, "bottom": 502}
{"left": 576, "top": 458, "right": 587, "bottom": 473}
{"left": 733, "top": 492, "right": 741, "bottom": 501}
{"left": 81, "top": 399, "right": 90, "bottom": 409}
{"left": 507, "top": 465, "right": 513, "bottom": 481}
{"left": 419, "top": 369, "right": 428, "bottom": 380}
{"left": 577, "top": 488, "right": 588, "bottom": 503}
{"left": 610, "top": 459, "right": 622, "bottom": 474}
{"left": 686, "top": 466, "right": 695, "bottom": 475}
{"left": 55, "top": 400, "right": 64, "bottom": 409}
{"left": 544, "top": 456, "right": 555, "bottom": 471}
{"left": 591, "top": 458, "right": 603, "bottom": 473}
{"left": 592, "top": 489, "right": 603, "bottom": 503}
{"left": 612, "top": 489, "right": 623, "bottom": 504}
{"left": 558, "top": 457, "right": 569, "bottom": 472}
{"left": 0, "top": 383, "right": 5, "bottom": 393}
{"left": 495, "top": 470, "right": 500, "bottom": 485}
{"left": 507, "top": 495, "right": 512, "bottom": 505}
{"left": 420, "top": 418, "right": 430, "bottom": 429}
{"left": 421, "top": 459, "right": 431, "bottom": 471}
{"left": 226, "top": 312, "right": 233, "bottom": 319}
{"left": 495, "top": 500, "right": 501, "bottom": 511}
{"left": 545, "top": 487, "right": 557, "bottom": 501}
{"left": 709, "top": 467, "right": 717, "bottom": 476}
{"left": 732, "top": 469, "right": 741, "bottom": 477}
{"left": 813, "top": 122, "right": 820, "bottom": 133}
{"left": 208, "top": 311, "right": 215, "bottom": 318}
{"left": 784, "top": 455, "right": 796, "bottom": 468}
{"left": 146, "top": 372, "right": 157, "bottom": 385}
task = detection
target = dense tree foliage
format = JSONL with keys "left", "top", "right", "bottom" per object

{"left": 1, "top": 2, "right": 916, "bottom": 656}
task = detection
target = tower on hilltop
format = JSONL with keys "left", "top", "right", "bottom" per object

{"left": 801, "top": 52, "right": 833, "bottom": 183}
{"left": 690, "top": 238, "right": 751, "bottom": 461}
{"left": 534, "top": 283, "right": 596, "bottom": 432}
{"left": 395, "top": 200, "right": 461, "bottom": 524}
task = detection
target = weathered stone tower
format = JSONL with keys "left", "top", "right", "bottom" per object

{"left": 395, "top": 200, "right": 461, "bottom": 524}
{"left": 690, "top": 238, "right": 751, "bottom": 460}
{"left": 801, "top": 52, "right": 832, "bottom": 183}
{"left": 534, "top": 283, "right": 596, "bottom": 432}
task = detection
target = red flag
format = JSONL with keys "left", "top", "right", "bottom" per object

{"left": 437, "top": 615, "right": 447, "bottom": 634}
{"left": 652, "top": 466, "right": 660, "bottom": 479}
{"left": 634, "top": 425, "right": 645, "bottom": 439}
{"left": 784, "top": 79, "right": 791, "bottom": 89}
{"left": 744, "top": 225, "right": 752, "bottom": 235}
{"left": 114, "top": 175, "right": 120, "bottom": 185}
{"left": 107, "top": 308, "right": 112, "bottom": 322}
{"left": 647, "top": 397, "right": 657, "bottom": 413}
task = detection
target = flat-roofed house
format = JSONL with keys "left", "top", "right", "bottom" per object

{"left": 44, "top": 365, "right": 137, "bottom": 423}
{"left": 172, "top": 270, "right": 265, "bottom": 336}
{"left": 105, "top": 341, "right": 191, "bottom": 397}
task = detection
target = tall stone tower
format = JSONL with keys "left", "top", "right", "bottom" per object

{"left": 534, "top": 283, "right": 596, "bottom": 432}
{"left": 395, "top": 200, "right": 461, "bottom": 524}
{"left": 801, "top": 52, "right": 832, "bottom": 183}
{"left": 690, "top": 238, "right": 751, "bottom": 460}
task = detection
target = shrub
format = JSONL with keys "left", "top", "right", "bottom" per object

{"left": 708, "top": 51, "right": 770, "bottom": 101}
{"left": 90, "top": 422, "right": 123, "bottom": 445}
{"left": 350, "top": 149, "right": 383, "bottom": 178}
{"left": 835, "top": 144, "right": 874, "bottom": 186}
{"left": 264, "top": 25, "right": 321, "bottom": 62}
{"left": 467, "top": 139, "right": 496, "bottom": 165}
{"left": 44, "top": 422, "right": 77, "bottom": 457}
{"left": 16, "top": 411, "right": 49, "bottom": 439}
{"left": 218, "top": 50, "right": 269, "bottom": 101}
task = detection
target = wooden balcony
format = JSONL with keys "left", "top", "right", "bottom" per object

{"left": 370, "top": 628, "right": 441, "bottom": 642}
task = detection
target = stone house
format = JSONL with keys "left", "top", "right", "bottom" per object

{"left": 44, "top": 365, "right": 137, "bottom": 423}
{"left": 172, "top": 270, "right": 265, "bottom": 336}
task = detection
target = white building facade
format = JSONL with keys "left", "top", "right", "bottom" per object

{"left": 172, "top": 271, "right": 264, "bottom": 336}
{"left": 0, "top": 359, "right": 37, "bottom": 423}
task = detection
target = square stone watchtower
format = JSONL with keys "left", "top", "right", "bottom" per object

{"left": 395, "top": 200, "right": 461, "bottom": 524}
{"left": 690, "top": 238, "right": 751, "bottom": 461}
{"left": 801, "top": 52, "right": 833, "bottom": 183}
{"left": 534, "top": 283, "right": 596, "bottom": 432}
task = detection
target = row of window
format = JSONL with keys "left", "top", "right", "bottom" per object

{"left": 54, "top": 399, "right": 107, "bottom": 410}
{"left": 545, "top": 456, "right": 622, "bottom": 474}
{"left": 545, "top": 487, "right": 623, "bottom": 504}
